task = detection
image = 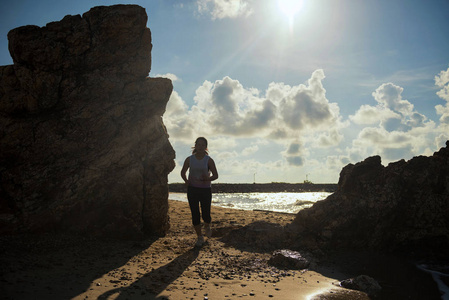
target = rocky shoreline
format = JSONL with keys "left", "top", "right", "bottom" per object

{"left": 169, "top": 183, "right": 338, "bottom": 193}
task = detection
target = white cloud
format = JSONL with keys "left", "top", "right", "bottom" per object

{"left": 164, "top": 69, "right": 348, "bottom": 180}
{"left": 165, "top": 69, "right": 346, "bottom": 157}
{"left": 280, "top": 70, "right": 337, "bottom": 131}
{"left": 351, "top": 82, "right": 430, "bottom": 134}
{"left": 208, "top": 137, "right": 238, "bottom": 152}
{"left": 315, "top": 129, "right": 344, "bottom": 147}
{"left": 372, "top": 83, "right": 414, "bottom": 116}
{"left": 325, "top": 155, "right": 350, "bottom": 173}
{"left": 285, "top": 156, "right": 304, "bottom": 166}
{"left": 281, "top": 140, "right": 307, "bottom": 166}
{"left": 435, "top": 66, "right": 449, "bottom": 95}
{"left": 154, "top": 73, "right": 180, "bottom": 82}
{"left": 163, "top": 91, "right": 196, "bottom": 140}
{"left": 196, "top": 0, "right": 253, "bottom": 20}
{"left": 165, "top": 90, "right": 187, "bottom": 116}
{"left": 165, "top": 66, "right": 449, "bottom": 184}
{"left": 435, "top": 66, "right": 449, "bottom": 124}
{"left": 191, "top": 76, "right": 275, "bottom": 136}
{"left": 350, "top": 104, "right": 400, "bottom": 125}
{"left": 242, "top": 145, "right": 259, "bottom": 156}
{"left": 436, "top": 105, "right": 449, "bottom": 124}
{"left": 344, "top": 69, "right": 449, "bottom": 164}
{"left": 357, "top": 127, "right": 412, "bottom": 147}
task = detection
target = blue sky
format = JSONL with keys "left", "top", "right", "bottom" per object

{"left": 1, "top": 0, "right": 449, "bottom": 183}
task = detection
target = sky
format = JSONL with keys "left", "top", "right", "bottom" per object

{"left": 1, "top": 0, "right": 449, "bottom": 184}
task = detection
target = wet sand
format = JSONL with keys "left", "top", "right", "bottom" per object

{"left": 0, "top": 199, "right": 440, "bottom": 299}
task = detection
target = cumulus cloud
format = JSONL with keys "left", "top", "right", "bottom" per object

{"left": 242, "top": 145, "right": 259, "bottom": 156}
{"left": 350, "top": 104, "right": 400, "bottom": 125}
{"left": 196, "top": 0, "right": 253, "bottom": 20}
{"left": 282, "top": 141, "right": 306, "bottom": 166}
{"left": 184, "top": 72, "right": 343, "bottom": 139}
{"left": 344, "top": 71, "right": 449, "bottom": 164}
{"left": 154, "top": 73, "right": 180, "bottom": 82}
{"left": 326, "top": 155, "right": 350, "bottom": 173}
{"left": 164, "top": 69, "right": 346, "bottom": 169}
{"left": 286, "top": 142, "right": 301, "bottom": 155}
{"left": 372, "top": 83, "right": 414, "bottom": 116}
{"left": 351, "top": 127, "right": 414, "bottom": 161}
{"left": 435, "top": 66, "right": 449, "bottom": 101}
{"left": 351, "top": 82, "right": 428, "bottom": 133}
{"left": 357, "top": 127, "right": 412, "bottom": 146}
{"left": 165, "top": 91, "right": 187, "bottom": 116}
{"left": 165, "top": 66, "right": 449, "bottom": 184}
{"left": 191, "top": 76, "right": 275, "bottom": 136}
{"left": 435, "top": 66, "right": 449, "bottom": 124}
{"left": 316, "top": 129, "right": 344, "bottom": 147}
{"left": 280, "top": 70, "right": 336, "bottom": 131}
{"left": 163, "top": 90, "right": 194, "bottom": 138}
{"left": 286, "top": 156, "right": 304, "bottom": 166}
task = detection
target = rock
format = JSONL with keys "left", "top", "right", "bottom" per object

{"left": 340, "top": 275, "right": 381, "bottom": 297}
{"left": 268, "top": 249, "right": 310, "bottom": 270}
{"left": 291, "top": 141, "right": 449, "bottom": 258}
{"left": 0, "top": 5, "right": 175, "bottom": 239}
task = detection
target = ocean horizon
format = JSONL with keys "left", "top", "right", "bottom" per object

{"left": 169, "top": 191, "right": 332, "bottom": 214}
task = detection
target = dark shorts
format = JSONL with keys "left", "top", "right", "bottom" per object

{"left": 187, "top": 186, "right": 212, "bottom": 226}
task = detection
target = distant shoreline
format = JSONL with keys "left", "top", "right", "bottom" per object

{"left": 169, "top": 182, "right": 338, "bottom": 193}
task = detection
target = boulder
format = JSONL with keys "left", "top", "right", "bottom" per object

{"left": 291, "top": 141, "right": 449, "bottom": 257}
{"left": 0, "top": 5, "right": 175, "bottom": 239}
{"left": 268, "top": 249, "right": 310, "bottom": 270}
{"left": 340, "top": 275, "right": 382, "bottom": 297}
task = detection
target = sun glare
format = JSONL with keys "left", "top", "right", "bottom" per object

{"left": 277, "top": 0, "right": 304, "bottom": 18}
{"left": 277, "top": 0, "right": 304, "bottom": 29}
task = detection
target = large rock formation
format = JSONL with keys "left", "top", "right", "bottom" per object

{"left": 0, "top": 5, "right": 175, "bottom": 238}
{"left": 291, "top": 141, "right": 449, "bottom": 258}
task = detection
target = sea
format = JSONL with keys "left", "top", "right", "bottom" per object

{"left": 169, "top": 191, "right": 332, "bottom": 214}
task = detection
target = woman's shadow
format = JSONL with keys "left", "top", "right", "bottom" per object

{"left": 98, "top": 246, "right": 200, "bottom": 299}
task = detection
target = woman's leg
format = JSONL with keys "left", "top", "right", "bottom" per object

{"left": 188, "top": 187, "right": 205, "bottom": 246}
{"left": 199, "top": 188, "right": 212, "bottom": 237}
{"left": 199, "top": 188, "right": 212, "bottom": 224}
{"left": 187, "top": 186, "right": 201, "bottom": 232}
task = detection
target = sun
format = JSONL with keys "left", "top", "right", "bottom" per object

{"left": 277, "top": 0, "right": 304, "bottom": 26}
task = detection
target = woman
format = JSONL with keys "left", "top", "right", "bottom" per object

{"left": 180, "top": 137, "right": 219, "bottom": 247}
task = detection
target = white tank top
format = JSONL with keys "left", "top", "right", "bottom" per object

{"left": 188, "top": 154, "right": 211, "bottom": 188}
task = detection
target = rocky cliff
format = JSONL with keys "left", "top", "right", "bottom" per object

{"left": 291, "top": 141, "right": 449, "bottom": 258}
{"left": 0, "top": 5, "right": 175, "bottom": 238}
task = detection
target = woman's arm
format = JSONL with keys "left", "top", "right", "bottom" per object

{"left": 207, "top": 158, "right": 219, "bottom": 182}
{"left": 180, "top": 157, "right": 190, "bottom": 185}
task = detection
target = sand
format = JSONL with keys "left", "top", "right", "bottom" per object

{"left": 0, "top": 199, "right": 397, "bottom": 300}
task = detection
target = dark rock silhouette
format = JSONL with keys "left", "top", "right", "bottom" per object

{"left": 291, "top": 141, "right": 449, "bottom": 258}
{"left": 340, "top": 275, "right": 382, "bottom": 297}
{"left": 268, "top": 249, "right": 310, "bottom": 270}
{"left": 0, "top": 5, "right": 175, "bottom": 238}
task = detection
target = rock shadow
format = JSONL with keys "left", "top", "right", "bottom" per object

{"left": 97, "top": 247, "right": 200, "bottom": 299}
{"left": 216, "top": 222, "right": 442, "bottom": 299}
{"left": 0, "top": 234, "right": 157, "bottom": 299}
{"left": 310, "top": 250, "right": 442, "bottom": 300}
{"left": 217, "top": 220, "right": 289, "bottom": 253}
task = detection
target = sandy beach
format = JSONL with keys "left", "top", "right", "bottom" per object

{"left": 0, "top": 199, "right": 440, "bottom": 300}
